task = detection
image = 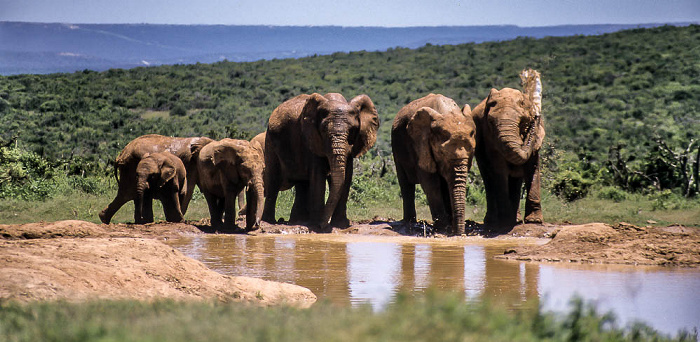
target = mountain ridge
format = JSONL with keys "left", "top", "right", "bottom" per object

{"left": 1, "top": 21, "right": 695, "bottom": 75}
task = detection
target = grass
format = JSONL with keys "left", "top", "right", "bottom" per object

{"left": 1, "top": 181, "right": 699, "bottom": 227}
{"left": 0, "top": 292, "right": 694, "bottom": 342}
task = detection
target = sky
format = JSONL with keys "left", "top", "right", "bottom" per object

{"left": 0, "top": 0, "right": 698, "bottom": 27}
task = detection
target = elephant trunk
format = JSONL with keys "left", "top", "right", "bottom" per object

{"left": 496, "top": 115, "right": 536, "bottom": 166}
{"left": 450, "top": 162, "right": 469, "bottom": 235}
{"left": 246, "top": 174, "right": 265, "bottom": 230}
{"left": 135, "top": 174, "right": 150, "bottom": 221}
{"left": 320, "top": 135, "right": 348, "bottom": 228}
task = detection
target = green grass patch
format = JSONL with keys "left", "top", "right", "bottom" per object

{"left": 0, "top": 293, "right": 693, "bottom": 342}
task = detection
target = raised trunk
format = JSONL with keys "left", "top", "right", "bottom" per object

{"left": 320, "top": 136, "right": 348, "bottom": 228}
{"left": 246, "top": 175, "right": 265, "bottom": 230}
{"left": 450, "top": 162, "right": 469, "bottom": 235}
{"left": 496, "top": 116, "right": 535, "bottom": 166}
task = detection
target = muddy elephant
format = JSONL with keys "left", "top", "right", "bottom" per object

{"left": 392, "top": 94, "right": 476, "bottom": 235}
{"left": 471, "top": 69, "right": 545, "bottom": 229}
{"left": 134, "top": 152, "right": 187, "bottom": 223}
{"left": 196, "top": 138, "right": 265, "bottom": 231}
{"left": 263, "top": 93, "right": 379, "bottom": 230}
{"left": 99, "top": 134, "right": 213, "bottom": 224}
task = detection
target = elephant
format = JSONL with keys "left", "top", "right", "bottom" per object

{"left": 196, "top": 138, "right": 265, "bottom": 231}
{"left": 99, "top": 134, "right": 213, "bottom": 224}
{"left": 236, "top": 132, "right": 266, "bottom": 215}
{"left": 134, "top": 151, "right": 187, "bottom": 223}
{"left": 392, "top": 93, "right": 476, "bottom": 235}
{"left": 471, "top": 69, "right": 545, "bottom": 230}
{"left": 262, "top": 93, "right": 379, "bottom": 230}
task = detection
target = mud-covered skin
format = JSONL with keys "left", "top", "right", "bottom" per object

{"left": 263, "top": 93, "right": 379, "bottom": 231}
{"left": 99, "top": 134, "right": 213, "bottom": 224}
{"left": 392, "top": 94, "right": 476, "bottom": 235}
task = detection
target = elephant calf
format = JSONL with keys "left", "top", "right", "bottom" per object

{"left": 99, "top": 134, "right": 213, "bottom": 224}
{"left": 134, "top": 152, "right": 187, "bottom": 223}
{"left": 196, "top": 138, "right": 265, "bottom": 231}
{"left": 392, "top": 93, "right": 476, "bottom": 235}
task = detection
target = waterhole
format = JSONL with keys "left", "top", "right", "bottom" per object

{"left": 167, "top": 234, "right": 700, "bottom": 335}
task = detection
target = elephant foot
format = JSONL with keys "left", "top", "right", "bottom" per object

{"left": 524, "top": 212, "right": 543, "bottom": 224}
{"left": 330, "top": 217, "right": 351, "bottom": 229}
{"left": 98, "top": 210, "right": 110, "bottom": 224}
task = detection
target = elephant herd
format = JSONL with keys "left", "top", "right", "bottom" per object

{"left": 99, "top": 69, "right": 545, "bottom": 235}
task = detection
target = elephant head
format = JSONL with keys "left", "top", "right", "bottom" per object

{"left": 210, "top": 138, "right": 265, "bottom": 230}
{"left": 300, "top": 93, "right": 379, "bottom": 228}
{"left": 135, "top": 152, "right": 186, "bottom": 223}
{"left": 483, "top": 85, "right": 545, "bottom": 166}
{"left": 407, "top": 104, "right": 475, "bottom": 235}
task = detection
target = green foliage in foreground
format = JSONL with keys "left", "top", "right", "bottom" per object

{"left": 0, "top": 293, "right": 695, "bottom": 342}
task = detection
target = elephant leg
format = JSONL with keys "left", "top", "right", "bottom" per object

{"left": 142, "top": 193, "right": 155, "bottom": 223}
{"left": 262, "top": 156, "right": 281, "bottom": 224}
{"left": 419, "top": 173, "right": 450, "bottom": 232}
{"left": 133, "top": 194, "right": 145, "bottom": 224}
{"left": 181, "top": 172, "right": 197, "bottom": 215}
{"left": 289, "top": 183, "right": 310, "bottom": 224}
{"left": 476, "top": 154, "right": 499, "bottom": 227}
{"left": 489, "top": 172, "right": 511, "bottom": 229}
{"left": 396, "top": 163, "right": 417, "bottom": 224}
{"left": 508, "top": 176, "right": 524, "bottom": 226}
{"left": 223, "top": 187, "right": 241, "bottom": 229}
{"left": 237, "top": 189, "right": 247, "bottom": 216}
{"left": 307, "top": 158, "right": 327, "bottom": 229}
{"left": 162, "top": 189, "right": 184, "bottom": 223}
{"left": 204, "top": 193, "right": 223, "bottom": 228}
{"left": 99, "top": 177, "right": 134, "bottom": 224}
{"left": 523, "top": 153, "right": 543, "bottom": 223}
{"left": 330, "top": 158, "right": 353, "bottom": 228}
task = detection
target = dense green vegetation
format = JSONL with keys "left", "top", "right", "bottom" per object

{"left": 1, "top": 293, "right": 695, "bottom": 341}
{"left": 0, "top": 25, "right": 699, "bottom": 221}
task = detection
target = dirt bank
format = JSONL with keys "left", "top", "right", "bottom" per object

{"left": 499, "top": 222, "right": 700, "bottom": 267}
{"left": 0, "top": 220, "right": 316, "bottom": 307}
{"left": 1, "top": 219, "right": 698, "bottom": 306}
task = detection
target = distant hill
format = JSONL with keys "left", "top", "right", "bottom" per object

{"left": 0, "top": 22, "right": 692, "bottom": 75}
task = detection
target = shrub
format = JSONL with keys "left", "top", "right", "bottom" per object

{"left": 551, "top": 170, "right": 593, "bottom": 202}
{"left": 596, "top": 186, "right": 627, "bottom": 202}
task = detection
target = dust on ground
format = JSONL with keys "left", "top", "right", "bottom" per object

{"left": 1, "top": 219, "right": 698, "bottom": 306}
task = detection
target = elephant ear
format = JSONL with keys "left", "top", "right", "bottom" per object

{"left": 407, "top": 107, "right": 440, "bottom": 173}
{"left": 301, "top": 93, "right": 327, "bottom": 157}
{"left": 349, "top": 94, "right": 380, "bottom": 158}
{"left": 485, "top": 88, "right": 499, "bottom": 113}
{"left": 212, "top": 140, "right": 244, "bottom": 183}
{"left": 462, "top": 104, "right": 472, "bottom": 118}
{"left": 158, "top": 163, "right": 177, "bottom": 189}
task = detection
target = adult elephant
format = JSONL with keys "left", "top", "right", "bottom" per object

{"left": 196, "top": 138, "right": 265, "bottom": 231}
{"left": 99, "top": 134, "right": 213, "bottom": 224}
{"left": 471, "top": 69, "right": 545, "bottom": 230}
{"left": 134, "top": 151, "right": 187, "bottom": 223}
{"left": 263, "top": 93, "right": 379, "bottom": 230}
{"left": 392, "top": 94, "right": 475, "bottom": 235}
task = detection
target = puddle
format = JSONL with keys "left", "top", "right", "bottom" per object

{"left": 167, "top": 234, "right": 700, "bottom": 335}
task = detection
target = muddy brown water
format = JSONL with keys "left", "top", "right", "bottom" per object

{"left": 167, "top": 234, "right": 700, "bottom": 335}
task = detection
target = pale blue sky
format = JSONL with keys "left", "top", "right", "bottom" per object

{"left": 1, "top": 0, "right": 698, "bottom": 27}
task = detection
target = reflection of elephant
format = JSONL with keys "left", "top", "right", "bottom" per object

{"left": 196, "top": 138, "right": 265, "bottom": 230}
{"left": 392, "top": 94, "right": 475, "bottom": 235}
{"left": 134, "top": 152, "right": 187, "bottom": 223}
{"left": 471, "top": 69, "right": 545, "bottom": 229}
{"left": 99, "top": 134, "right": 213, "bottom": 224}
{"left": 263, "top": 93, "right": 379, "bottom": 230}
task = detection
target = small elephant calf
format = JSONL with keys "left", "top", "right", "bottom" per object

{"left": 134, "top": 151, "right": 188, "bottom": 223}
{"left": 196, "top": 138, "right": 265, "bottom": 231}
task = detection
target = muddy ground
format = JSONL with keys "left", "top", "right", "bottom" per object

{"left": 1, "top": 219, "right": 698, "bottom": 305}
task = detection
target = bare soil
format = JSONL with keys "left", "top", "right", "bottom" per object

{"left": 0, "top": 220, "right": 316, "bottom": 307}
{"left": 1, "top": 219, "right": 698, "bottom": 306}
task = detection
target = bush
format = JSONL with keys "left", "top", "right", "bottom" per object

{"left": 551, "top": 170, "right": 593, "bottom": 202}
{"left": 596, "top": 186, "right": 627, "bottom": 202}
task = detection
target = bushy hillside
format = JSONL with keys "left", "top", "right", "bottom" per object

{"left": 1, "top": 24, "right": 698, "bottom": 198}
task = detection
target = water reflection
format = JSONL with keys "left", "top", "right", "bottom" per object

{"left": 168, "top": 235, "right": 700, "bottom": 334}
